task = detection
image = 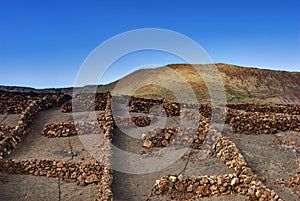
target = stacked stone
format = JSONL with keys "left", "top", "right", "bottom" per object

{"left": 115, "top": 115, "right": 152, "bottom": 128}
{"left": 151, "top": 136, "right": 284, "bottom": 200}
{"left": 0, "top": 125, "right": 12, "bottom": 141}
{"left": 211, "top": 136, "right": 283, "bottom": 200}
{"left": 0, "top": 92, "right": 70, "bottom": 114}
{"left": 227, "top": 104, "right": 300, "bottom": 115}
{"left": 61, "top": 93, "right": 108, "bottom": 113}
{"left": 41, "top": 120, "right": 105, "bottom": 137}
{"left": 129, "top": 97, "right": 160, "bottom": 114}
{"left": 61, "top": 102, "right": 72, "bottom": 113}
{"left": 0, "top": 159, "right": 104, "bottom": 185}
{"left": 129, "top": 97, "right": 180, "bottom": 117}
{"left": 230, "top": 111, "right": 300, "bottom": 134}
{"left": 95, "top": 165, "right": 113, "bottom": 201}
{"left": 142, "top": 118, "right": 209, "bottom": 149}
{"left": 151, "top": 174, "right": 245, "bottom": 199}
{"left": 41, "top": 122, "right": 77, "bottom": 137}
{"left": 0, "top": 95, "right": 66, "bottom": 157}
{"left": 102, "top": 94, "right": 115, "bottom": 141}
{"left": 151, "top": 173, "right": 283, "bottom": 201}
{"left": 0, "top": 91, "right": 40, "bottom": 114}
{"left": 95, "top": 93, "right": 113, "bottom": 201}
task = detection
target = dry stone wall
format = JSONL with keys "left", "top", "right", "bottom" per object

{"left": 227, "top": 104, "right": 300, "bottom": 115}
{"left": 0, "top": 91, "right": 71, "bottom": 114}
{"left": 0, "top": 94, "right": 70, "bottom": 157}
{"left": 95, "top": 93, "right": 113, "bottom": 201}
{"left": 0, "top": 159, "right": 104, "bottom": 185}
{"left": 230, "top": 111, "right": 300, "bottom": 134}
{"left": 41, "top": 120, "right": 103, "bottom": 137}
{"left": 0, "top": 125, "right": 12, "bottom": 141}
{"left": 61, "top": 93, "right": 108, "bottom": 113}
{"left": 142, "top": 120, "right": 209, "bottom": 149}
{"left": 129, "top": 97, "right": 180, "bottom": 117}
{"left": 151, "top": 135, "right": 284, "bottom": 201}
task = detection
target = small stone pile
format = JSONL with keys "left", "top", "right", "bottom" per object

{"left": 61, "top": 93, "right": 108, "bottom": 113}
{"left": 0, "top": 159, "right": 104, "bottom": 185}
{"left": 230, "top": 111, "right": 300, "bottom": 134}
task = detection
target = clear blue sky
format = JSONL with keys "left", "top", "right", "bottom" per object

{"left": 0, "top": 0, "right": 299, "bottom": 88}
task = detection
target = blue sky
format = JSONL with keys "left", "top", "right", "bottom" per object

{"left": 0, "top": 0, "right": 299, "bottom": 88}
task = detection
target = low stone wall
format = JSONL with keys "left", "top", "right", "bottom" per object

{"left": 102, "top": 94, "right": 115, "bottom": 141}
{"left": 230, "top": 111, "right": 300, "bottom": 134}
{"left": 0, "top": 91, "right": 71, "bottom": 114}
{"left": 129, "top": 96, "right": 180, "bottom": 117}
{"left": 151, "top": 173, "right": 282, "bottom": 200}
{"left": 0, "top": 94, "right": 69, "bottom": 157}
{"left": 41, "top": 120, "right": 103, "bottom": 137}
{"left": 0, "top": 125, "right": 12, "bottom": 141}
{"left": 95, "top": 93, "right": 113, "bottom": 201}
{"left": 0, "top": 159, "right": 105, "bottom": 185}
{"left": 61, "top": 93, "right": 108, "bottom": 113}
{"left": 142, "top": 121, "right": 209, "bottom": 149}
{"left": 151, "top": 136, "right": 284, "bottom": 201}
{"left": 227, "top": 104, "right": 300, "bottom": 115}
{"left": 114, "top": 115, "right": 152, "bottom": 128}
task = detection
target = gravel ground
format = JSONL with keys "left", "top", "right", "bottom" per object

{"left": 0, "top": 114, "right": 20, "bottom": 127}
{"left": 0, "top": 174, "right": 98, "bottom": 201}
{"left": 223, "top": 126, "right": 299, "bottom": 201}
{"left": 0, "top": 107, "right": 299, "bottom": 201}
{"left": 0, "top": 108, "right": 105, "bottom": 201}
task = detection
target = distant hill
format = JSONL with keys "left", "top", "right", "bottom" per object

{"left": 100, "top": 63, "right": 300, "bottom": 104}
{"left": 1, "top": 63, "right": 299, "bottom": 104}
{"left": 0, "top": 86, "right": 62, "bottom": 93}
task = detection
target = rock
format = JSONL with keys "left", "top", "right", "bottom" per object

{"left": 85, "top": 174, "right": 100, "bottom": 184}
{"left": 231, "top": 177, "right": 239, "bottom": 186}
{"left": 169, "top": 176, "right": 177, "bottom": 183}
{"left": 195, "top": 186, "right": 204, "bottom": 195}
{"left": 187, "top": 184, "right": 193, "bottom": 192}
{"left": 142, "top": 140, "right": 153, "bottom": 148}
{"left": 174, "top": 182, "right": 184, "bottom": 191}
{"left": 57, "top": 161, "right": 63, "bottom": 168}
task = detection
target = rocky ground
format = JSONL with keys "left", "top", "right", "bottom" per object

{"left": 0, "top": 94, "right": 299, "bottom": 201}
{"left": 0, "top": 108, "right": 107, "bottom": 201}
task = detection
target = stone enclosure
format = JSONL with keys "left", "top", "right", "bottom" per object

{"left": 0, "top": 91, "right": 299, "bottom": 200}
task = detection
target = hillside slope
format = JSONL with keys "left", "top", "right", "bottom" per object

{"left": 102, "top": 63, "right": 300, "bottom": 104}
